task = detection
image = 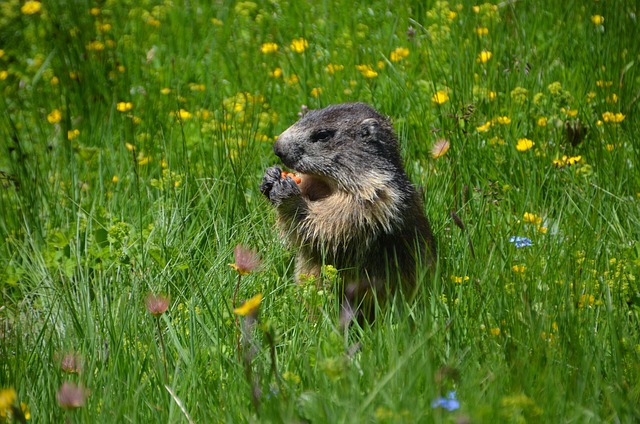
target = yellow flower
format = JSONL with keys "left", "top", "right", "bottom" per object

{"left": 605, "top": 144, "right": 615, "bottom": 152}
{"left": 523, "top": 212, "right": 542, "bottom": 225}
{"left": 97, "top": 23, "right": 112, "bottom": 32}
{"left": 476, "top": 121, "right": 492, "bottom": 132}
{"left": 233, "top": 293, "right": 263, "bottom": 316}
{"left": 21, "top": 1, "right": 42, "bottom": 14}
{"left": 431, "top": 139, "right": 450, "bottom": 159}
{"left": 326, "top": 63, "right": 344, "bottom": 74}
{"left": 67, "top": 129, "right": 80, "bottom": 140}
{"left": 0, "top": 49, "right": 4, "bottom": 59}
{"left": 310, "top": 87, "right": 322, "bottom": 98}
{"left": 390, "top": 47, "right": 410, "bottom": 62}
{"left": 86, "top": 40, "right": 105, "bottom": 51}
{"left": 450, "top": 275, "right": 470, "bottom": 283}
{"left": 47, "top": 109, "right": 62, "bottom": 124}
{"left": 496, "top": 116, "right": 511, "bottom": 125}
{"left": 137, "top": 156, "right": 151, "bottom": 166}
{"left": 160, "top": 87, "right": 171, "bottom": 95}
{"left": 591, "top": 15, "right": 604, "bottom": 25}
{"left": 125, "top": 143, "right": 135, "bottom": 151}
{"left": 356, "top": 64, "right": 378, "bottom": 79}
{"left": 189, "top": 83, "right": 206, "bottom": 91}
{"left": 116, "top": 102, "right": 133, "bottom": 112}
{"left": 447, "top": 10, "right": 457, "bottom": 20}
{"left": 269, "top": 67, "right": 282, "bottom": 78}
{"left": 175, "top": 109, "right": 192, "bottom": 120}
{"left": 112, "top": 175, "right": 119, "bottom": 183}
{"left": 0, "top": 70, "right": 7, "bottom": 81}
{"left": 0, "top": 388, "right": 17, "bottom": 412}
{"left": 476, "top": 27, "right": 489, "bottom": 36}
{"left": 602, "top": 111, "right": 625, "bottom": 123}
{"left": 290, "top": 37, "right": 308, "bottom": 53}
{"left": 89, "top": 7, "right": 101, "bottom": 16}
{"left": 596, "top": 80, "right": 613, "bottom": 88}
{"left": 537, "top": 226, "right": 548, "bottom": 234}
{"left": 512, "top": 265, "right": 525, "bottom": 273}
{"left": 260, "top": 42, "right": 279, "bottom": 54}
{"left": 477, "top": 50, "right": 492, "bottom": 63}
{"left": 516, "top": 138, "right": 534, "bottom": 152}
{"left": 490, "top": 327, "right": 501, "bottom": 336}
{"left": 51, "top": 76, "right": 59, "bottom": 85}
{"left": 431, "top": 90, "right": 449, "bottom": 105}
{"left": 536, "top": 117, "right": 548, "bottom": 127}
{"left": 563, "top": 108, "right": 578, "bottom": 117}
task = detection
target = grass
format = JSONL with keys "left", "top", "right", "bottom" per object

{"left": 1, "top": 0, "right": 640, "bottom": 422}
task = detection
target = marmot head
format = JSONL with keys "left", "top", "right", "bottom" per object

{"left": 273, "top": 103, "right": 407, "bottom": 192}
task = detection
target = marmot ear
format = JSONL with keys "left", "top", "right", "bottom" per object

{"left": 359, "top": 118, "right": 380, "bottom": 139}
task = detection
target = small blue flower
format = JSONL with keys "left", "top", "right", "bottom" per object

{"left": 509, "top": 236, "right": 533, "bottom": 248}
{"left": 431, "top": 391, "right": 460, "bottom": 411}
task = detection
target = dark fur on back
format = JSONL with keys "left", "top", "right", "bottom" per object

{"left": 261, "top": 103, "right": 436, "bottom": 317}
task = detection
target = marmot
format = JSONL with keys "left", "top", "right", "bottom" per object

{"left": 260, "top": 102, "right": 436, "bottom": 319}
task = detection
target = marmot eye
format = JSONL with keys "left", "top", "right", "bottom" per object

{"left": 311, "top": 129, "right": 335, "bottom": 143}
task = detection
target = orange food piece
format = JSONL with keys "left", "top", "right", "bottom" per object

{"left": 281, "top": 171, "right": 302, "bottom": 184}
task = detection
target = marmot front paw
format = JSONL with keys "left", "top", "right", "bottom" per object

{"left": 260, "top": 166, "right": 301, "bottom": 205}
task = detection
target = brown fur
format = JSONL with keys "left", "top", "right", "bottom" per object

{"left": 260, "top": 103, "right": 436, "bottom": 318}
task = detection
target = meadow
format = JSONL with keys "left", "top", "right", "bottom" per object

{"left": 1, "top": 0, "right": 639, "bottom": 422}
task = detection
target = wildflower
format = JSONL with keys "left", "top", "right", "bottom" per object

{"left": 0, "top": 388, "right": 16, "bottom": 412}
{"left": 536, "top": 117, "right": 548, "bottom": 127}
{"left": 591, "top": 15, "right": 604, "bottom": 25}
{"left": 137, "top": 156, "right": 151, "bottom": 166}
{"left": 260, "top": 42, "right": 279, "bottom": 54}
{"left": 447, "top": 10, "right": 457, "bottom": 20}
{"left": 211, "top": 18, "right": 223, "bottom": 26}
{"left": 175, "top": 109, "right": 192, "bottom": 120}
{"left": 189, "top": 83, "right": 205, "bottom": 91}
{"left": 450, "top": 275, "right": 470, "bottom": 283}
{"left": 112, "top": 176, "right": 119, "bottom": 183}
{"left": 496, "top": 116, "right": 511, "bottom": 125}
{"left": 67, "top": 129, "right": 80, "bottom": 140}
{"left": 86, "top": 40, "right": 105, "bottom": 51}
{"left": 431, "top": 139, "right": 450, "bottom": 159}
{"left": 0, "top": 50, "right": 4, "bottom": 59}
{"left": 57, "top": 382, "right": 88, "bottom": 409}
{"left": 562, "top": 108, "right": 578, "bottom": 117}
{"left": 605, "top": 144, "right": 614, "bottom": 152}
{"left": 390, "top": 47, "right": 410, "bottom": 62}
{"left": 523, "top": 212, "right": 542, "bottom": 225}
{"left": 606, "top": 93, "right": 618, "bottom": 103}
{"left": 269, "top": 67, "right": 282, "bottom": 78}
{"left": 547, "top": 81, "right": 562, "bottom": 95}
{"left": 537, "top": 226, "right": 548, "bottom": 234}
{"left": 0, "top": 71, "right": 7, "bottom": 81}
{"left": 602, "top": 111, "right": 625, "bottom": 123}
{"left": 490, "top": 327, "right": 501, "bottom": 336}
{"left": 233, "top": 293, "right": 263, "bottom": 316}
{"left": 512, "top": 265, "right": 526, "bottom": 273}
{"left": 61, "top": 352, "right": 82, "bottom": 374}
{"left": 476, "top": 121, "right": 492, "bottom": 132}
{"left": 290, "top": 37, "right": 308, "bottom": 53}
{"left": 145, "top": 293, "right": 170, "bottom": 317}
{"left": 432, "top": 90, "right": 449, "bottom": 105}
{"left": 356, "top": 64, "right": 378, "bottom": 79}
{"left": 326, "top": 63, "right": 344, "bottom": 74}
{"left": 229, "top": 245, "right": 261, "bottom": 275}
{"left": 47, "top": 109, "right": 62, "bottom": 124}
{"left": 160, "top": 87, "right": 171, "bottom": 95}
{"left": 310, "top": 87, "right": 322, "bottom": 98}
{"left": 431, "top": 391, "right": 460, "bottom": 411}
{"left": 596, "top": 80, "right": 613, "bottom": 88}
{"left": 89, "top": 7, "right": 100, "bottom": 16}
{"left": 21, "top": 1, "right": 42, "bottom": 14}
{"left": 552, "top": 155, "right": 582, "bottom": 167}
{"left": 509, "top": 236, "right": 533, "bottom": 248}
{"left": 477, "top": 50, "right": 492, "bottom": 63}
{"left": 116, "top": 102, "right": 133, "bottom": 112}
{"left": 97, "top": 23, "right": 112, "bottom": 32}
{"left": 51, "top": 76, "right": 59, "bottom": 85}
{"left": 476, "top": 27, "right": 489, "bottom": 36}
{"left": 516, "top": 138, "right": 534, "bottom": 152}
